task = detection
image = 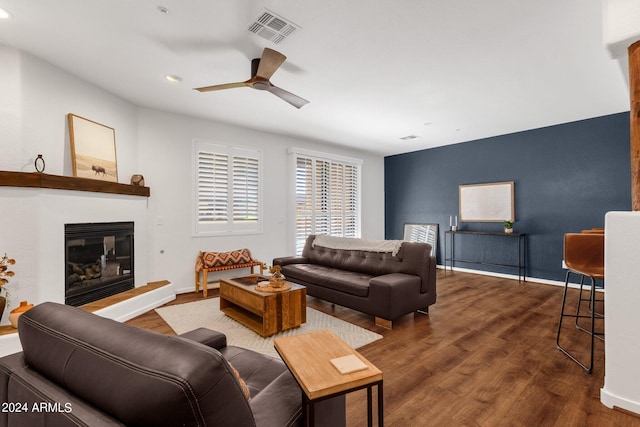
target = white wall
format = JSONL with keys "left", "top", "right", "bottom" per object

{"left": 136, "top": 108, "right": 384, "bottom": 293}
{"left": 0, "top": 45, "right": 385, "bottom": 321}
{"left": 0, "top": 46, "right": 148, "bottom": 324}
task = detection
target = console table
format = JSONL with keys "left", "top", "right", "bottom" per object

{"left": 444, "top": 231, "right": 527, "bottom": 282}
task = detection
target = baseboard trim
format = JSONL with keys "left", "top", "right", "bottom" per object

{"left": 601, "top": 386, "right": 640, "bottom": 417}
{"left": 438, "top": 265, "right": 603, "bottom": 291}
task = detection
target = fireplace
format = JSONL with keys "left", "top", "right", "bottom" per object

{"left": 65, "top": 222, "right": 134, "bottom": 306}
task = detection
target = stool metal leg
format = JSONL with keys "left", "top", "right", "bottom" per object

{"left": 556, "top": 270, "right": 601, "bottom": 374}
{"left": 574, "top": 277, "right": 605, "bottom": 341}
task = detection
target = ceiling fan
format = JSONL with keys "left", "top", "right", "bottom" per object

{"left": 194, "top": 48, "right": 309, "bottom": 109}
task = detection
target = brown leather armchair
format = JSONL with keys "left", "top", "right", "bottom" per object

{"left": 0, "top": 302, "right": 307, "bottom": 426}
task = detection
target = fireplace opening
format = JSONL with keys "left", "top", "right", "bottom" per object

{"left": 65, "top": 222, "right": 134, "bottom": 306}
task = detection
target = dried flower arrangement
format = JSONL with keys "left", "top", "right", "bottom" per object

{"left": 1, "top": 253, "right": 16, "bottom": 318}
{"left": 269, "top": 265, "right": 282, "bottom": 274}
{"left": 0, "top": 253, "right": 16, "bottom": 288}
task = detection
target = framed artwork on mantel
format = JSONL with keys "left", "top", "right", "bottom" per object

{"left": 68, "top": 113, "right": 118, "bottom": 183}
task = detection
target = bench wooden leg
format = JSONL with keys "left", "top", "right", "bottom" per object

{"left": 202, "top": 270, "right": 208, "bottom": 298}
{"left": 195, "top": 270, "right": 209, "bottom": 297}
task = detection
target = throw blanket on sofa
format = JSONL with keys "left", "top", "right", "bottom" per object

{"left": 312, "top": 235, "right": 404, "bottom": 256}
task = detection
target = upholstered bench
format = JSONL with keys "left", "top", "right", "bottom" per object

{"left": 195, "top": 248, "right": 264, "bottom": 297}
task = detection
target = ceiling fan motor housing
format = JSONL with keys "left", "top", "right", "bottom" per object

{"left": 251, "top": 58, "right": 261, "bottom": 78}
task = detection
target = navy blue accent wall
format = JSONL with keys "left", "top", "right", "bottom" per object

{"left": 385, "top": 112, "right": 631, "bottom": 282}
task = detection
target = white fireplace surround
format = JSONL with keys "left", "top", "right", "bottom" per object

{"left": 0, "top": 186, "right": 150, "bottom": 319}
{"left": 0, "top": 185, "right": 179, "bottom": 356}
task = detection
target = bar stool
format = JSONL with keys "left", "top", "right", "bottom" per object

{"left": 556, "top": 232, "right": 604, "bottom": 373}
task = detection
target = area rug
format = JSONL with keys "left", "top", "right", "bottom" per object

{"left": 155, "top": 298, "right": 382, "bottom": 359}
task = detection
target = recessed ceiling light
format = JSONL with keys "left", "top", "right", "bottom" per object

{"left": 165, "top": 74, "right": 182, "bottom": 83}
{"left": 0, "top": 7, "right": 13, "bottom": 19}
{"left": 157, "top": 6, "right": 169, "bottom": 15}
{"left": 400, "top": 135, "right": 420, "bottom": 141}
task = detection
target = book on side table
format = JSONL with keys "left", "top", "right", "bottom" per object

{"left": 330, "top": 354, "right": 369, "bottom": 374}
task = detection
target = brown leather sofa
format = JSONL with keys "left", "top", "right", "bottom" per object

{"left": 274, "top": 235, "right": 437, "bottom": 328}
{"left": 0, "top": 302, "right": 305, "bottom": 427}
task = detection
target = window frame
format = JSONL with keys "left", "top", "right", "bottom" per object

{"left": 192, "top": 139, "right": 263, "bottom": 236}
{"left": 289, "top": 147, "right": 362, "bottom": 255}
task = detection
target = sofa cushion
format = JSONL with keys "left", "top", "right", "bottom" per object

{"left": 281, "top": 264, "right": 371, "bottom": 297}
{"left": 220, "top": 346, "right": 302, "bottom": 427}
{"left": 201, "top": 248, "right": 254, "bottom": 268}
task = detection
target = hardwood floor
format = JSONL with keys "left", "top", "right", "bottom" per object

{"left": 126, "top": 270, "right": 640, "bottom": 426}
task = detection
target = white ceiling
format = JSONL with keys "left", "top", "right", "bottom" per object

{"left": 0, "top": 0, "right": 631, "bottom": 156}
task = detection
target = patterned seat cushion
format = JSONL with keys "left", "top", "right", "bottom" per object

{"left": 201, "top": 249, "right": 254, "bottom": 269}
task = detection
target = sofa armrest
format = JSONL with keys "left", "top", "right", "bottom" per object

{"left": 370, "top": 273, "right": 421, "bottom": 288}
{"left": 179, "top": 327, "right": 227, "bottom": 350}
{"left": 273, "top": 256, "right": 309, "bottom": 267}
{"left": 369, "top": 273, "right": 422, "bottom": 300}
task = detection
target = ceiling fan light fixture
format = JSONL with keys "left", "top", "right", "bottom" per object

{"left": 252, "top": 81, "right": 270, "bottom": 90}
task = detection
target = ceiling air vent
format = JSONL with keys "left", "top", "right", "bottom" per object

{"left": 247, "top": 8, "right": 300, "bottom": 44}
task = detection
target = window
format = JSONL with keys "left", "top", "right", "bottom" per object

{"left": 291, "top": 148, "right": 361, "bottom": 255}
{"left": 194, "top": 140, "right": 262, "bottom": 235}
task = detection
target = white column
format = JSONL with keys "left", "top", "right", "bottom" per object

{"left": 601, "top": 212, "right": 640, "bottom": 414}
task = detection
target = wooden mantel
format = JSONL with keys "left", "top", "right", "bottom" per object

{"left": 0, "top": 171, "right": 150, "bottom": 197}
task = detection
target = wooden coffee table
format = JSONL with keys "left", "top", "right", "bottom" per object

{"left": 219, "top": 275, "right": 306, "bottom": 337}
{"left": 274, "top": 330, "right": 383, "bottom": 427}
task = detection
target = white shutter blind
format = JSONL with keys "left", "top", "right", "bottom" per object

{"left": 232, "top": 155, "right": 260, "bottom": 222}
{"left": 295, "top": 157, "right": 313, "bottom": 255}
{"left": 329, "top": 162, "right": 345, "bottom": 236}
{"left": 194, "top": 140, "right": 262, "bottom": 235}
{"left": 293, "top": 151, "right": 361, "bottom": 255}
{"left": 197, "top": 151, "right": 228, "bottom": 224}
{"left": 344, "top": 164, "right": 359, "bottom": 238}
{"left": 315, "top": 160, "right": 330, "bottom": 236}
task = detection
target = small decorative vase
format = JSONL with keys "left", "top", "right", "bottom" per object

{"left": 505, "top": 228, "right": 513, "bottom": 234}
{"left": 9, "top": 301, "right": 34, "bottom": 328}
{"left": 269, "top": 270, "right": 286, "bottom": 288}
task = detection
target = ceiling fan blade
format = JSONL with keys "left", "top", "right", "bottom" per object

{"left": 194, "top": 81, "right": 248, "bottom": 92}
{"left": 267, "top": 85, "right": 310, "bottom": 109}
{"left": 255, "top": 48, "right": 286, "bottom": 80}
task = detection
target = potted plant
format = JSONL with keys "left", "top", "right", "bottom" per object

{"left": 503, "top": 220, "right": 514, "bottom": 234}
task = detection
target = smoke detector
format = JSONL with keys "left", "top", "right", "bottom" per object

{"left": 247, "top": 8, "right": 300, "bottom": 44}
